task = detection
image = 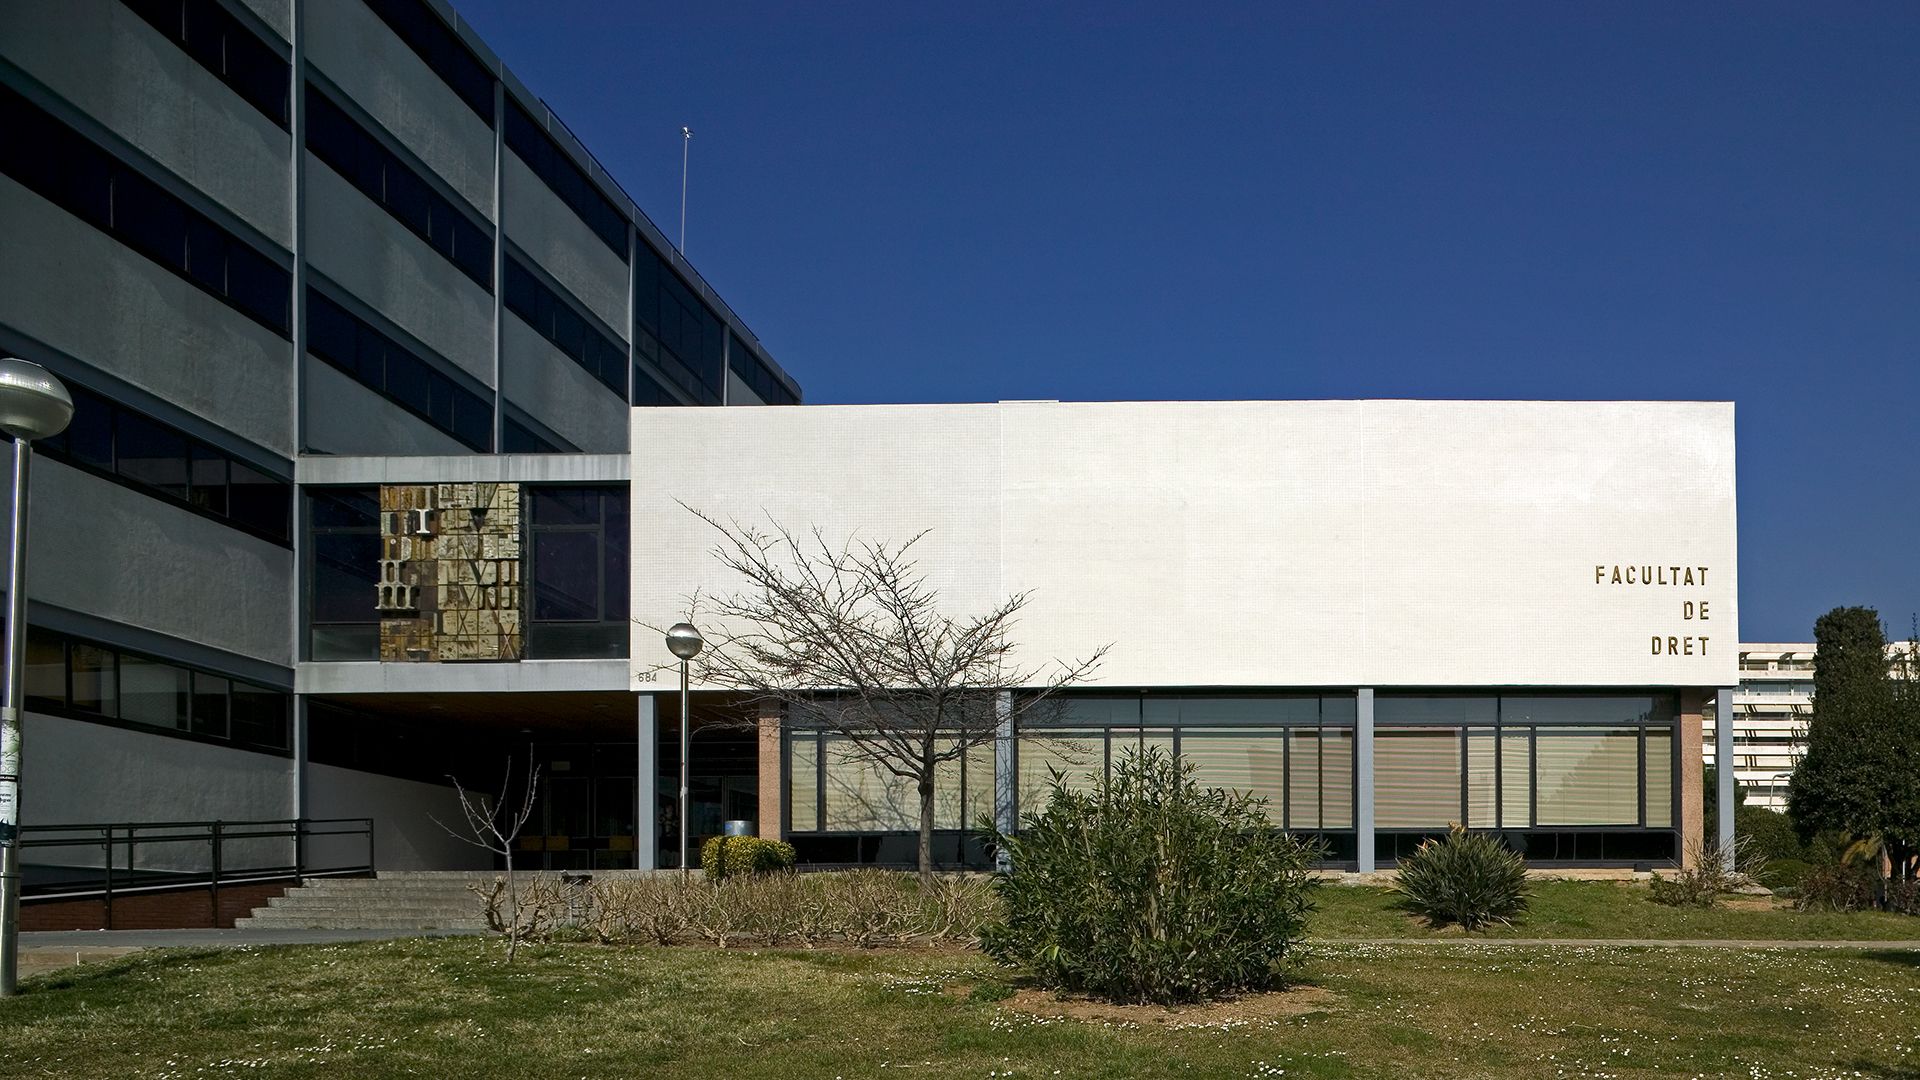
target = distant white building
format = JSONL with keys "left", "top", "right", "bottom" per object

{"left": 1708, "top": 641, "right": 1918, "bottom": 812}
{"left": 1705, "top": 645, "right": 1814, "bottom": 811}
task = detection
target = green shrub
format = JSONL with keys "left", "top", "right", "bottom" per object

{"left": 1756, "top": 858, "right": 1810, "bottom": 893}
{"left": 1393, "top": 825, "right": 1530, "bottom": 930}
{"left": 980, "top": 747, "right": 1318, "bottom": 1005}
{"left": 1735, "top": 805, "right": 1808, "bottom": 864}
{"left": 1796, "top": 861, "right": 1880, "bottom": 912}
{"left": 700, "top": 835, "right": 796, "bottom": 880}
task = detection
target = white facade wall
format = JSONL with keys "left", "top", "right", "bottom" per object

{"left": 630, "top": 399, "right": 1739, "bottom": 690}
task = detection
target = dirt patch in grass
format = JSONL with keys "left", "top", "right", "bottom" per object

{"left": 997, "top": 983, "right": 1338, "bottom": 1026}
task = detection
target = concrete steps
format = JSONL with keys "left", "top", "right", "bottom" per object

{"left": 235, "top": 874, "right": 495, "bottom": 931}
{"left": 235, "top": 870, "right": 674, "bottom": 931}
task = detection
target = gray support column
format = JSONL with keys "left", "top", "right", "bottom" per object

{"left": 636, "top": 694, "right": 658, "bottom": 870}
{"left": 1715, "top": 687, "right": 1736, "bottom": 872}
{"left": 993, "top": 690, "right": 1015, "bottom": 872}
{"left": 489, "top": 79, "right": 504, "bottom": 450}
{"left": 1355, "top": 688, "right": 1375, "bottom": 873}
{"left": 287, "top": 1, "right": 308, "bottom": 874}
{"left": 290, "top": 695, "right": 308, "bottom": 870}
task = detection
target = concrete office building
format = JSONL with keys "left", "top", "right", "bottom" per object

{"left": 0, "top": 0, "right": 798, "bottom": 889}
{"left": 0, "top": 0, "right": 1741, "bottom": 902}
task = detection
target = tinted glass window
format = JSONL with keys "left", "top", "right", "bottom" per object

{"left": 525, "top": 486, "right": 629, "bottom": 658}
{"left": 362, "top": 0, "right": 495, "bottom": 123}
{"left": 304, "top": 86, "right": 492, "bottom": 290}
{"left": 70, "top": 644, "right": 116, "bottom": 716}
{"left": 0, "top": 86, "right": 291, "bottom": 336}
{"left": 308, "top": 488, "right": 381, "bottom": 661}
{"left": 121, "top": 0, "right": 290, "bottom": 127}
{"left": 22, "top": 625, "right": 290, "bottom": 754}
{"left": 190, "top": 672, "right": 230, "bottom": 738}
{"left": 504, "top": 101, "right": 627, "bottom": 258}
{"left": 631, "top": 364, "right": 684, "bottom": 406}
{"left": 230, "top": 682, "right": 289, "bottom": 749}
{"left": 38, "top": 385, "right": 290, "bottom": 543}
{"left": 189, "top": 445, "right": 228, "bottom": 515}
{"left": 229, "top": 461, "right": 291, "bottom": 538}
{"left": 62, "top": 388, "right": 114, "bottom": 470}
{"left": 25, "top": 631, "right": 64, "bottom": 713}
{"left": 305, "top": 290, "right": 491, "bottom": 451}
{"left": 502, "top": 415, "right": 567, "bottom": 453}
{"left": 120, "top": 655, "right": 189, "bottom": 730}
{"left": 532, "top": 531, "right": 597, "bottom": 620}
{"left": 312, "top": 531, "right": 379, "bottom": 624}
{"left": 633, "top": 245, "right": 723, "bottom": 403}
{"left": 502, "top": 255, "right": 624, "bottom": 399}
{"left": 114, "top": 412, "right": 189, "bottom": 498}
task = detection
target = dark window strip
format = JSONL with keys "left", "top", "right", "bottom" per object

{"left": 305, "top": 289, "right": 492, "bottom": 451}
{"left": 503, "top": 256, "right": 623, "bottom": 397}
{"left": 359, "top": 0, "right": 494, "bottom": 124}
{"left": 501, "top": 415, "right": 572, "bottom": 454}
{"left": 503, "top": 100, "right": 627, "bottom": 259}
{"left": 37, "top": 382, "right": 292, "bottom": 544}
{"left": 304, "top": 86, "right": 492, "bottom": 290}
{"left": 730, "top": 331, "right": 798, "bottom": 406}
{"left": 0, "top": 85, "right": 291, "bottom": 335}
{"left": 119, "top": 0, "right": 290, "bottom": 129}
{"left": 23, "top": 624, "right": 290, "bottom": 754}
{"left": 632, "top": 244, "right": 722, "bottom": 401}
{"left": 631, "top": 363, "right": 686, "bottom": 407}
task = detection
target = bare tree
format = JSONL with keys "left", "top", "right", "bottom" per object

{"left": 665, "top": 508, "right": 1108, "bottom": 885}
{"left": 434, "top": 756, "right": 541, "bottom": 961}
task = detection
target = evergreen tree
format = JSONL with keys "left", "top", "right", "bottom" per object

{"left": 1787, "top": 607, "right": 1917, "bottom": 881}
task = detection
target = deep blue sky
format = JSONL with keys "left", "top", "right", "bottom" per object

{"left": 452, "top": 2, "right": 1918, "bottom": 644}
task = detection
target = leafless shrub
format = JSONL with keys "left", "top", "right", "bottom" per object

{"left": 432, "top": 755, "right": 540, "bottom": 962}
{"left": 1650, "top": 836, "right": 1766, "bottom": 908}
{"left": 507, "top": 871, "right": 1000, "bottom": 949}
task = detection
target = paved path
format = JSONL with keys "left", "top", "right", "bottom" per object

{"left": 23, "top": 927, "right": 479, "bottom": 949}
{"left": 1319, "top": 938, "right": 1920, "bottom": 949}
{"left": 17, "top": 927, "right": 480, "bottom": 976}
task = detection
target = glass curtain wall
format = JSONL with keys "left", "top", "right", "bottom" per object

{"left": 780, "top": 692, "right": 1677, "bottom": 869}
{"left": 1373, "top": 694, "right": 1680, "bottom": 865}
{"left": 1015, "top": 695, "right": 1358, "bottom": 861}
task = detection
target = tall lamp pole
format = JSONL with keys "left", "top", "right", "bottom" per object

{"left": 0, "top": 359, "right": 73, "bottom": 996}
{"left": 664, "top": 623, "right": 703, "bottom": 873}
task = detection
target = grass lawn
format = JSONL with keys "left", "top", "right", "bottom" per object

{"left": 1310, "top": 879, "right": 1920, "bottom": 940}
{"left": 2, "top": 936, "right": 1917, "bottom": 1079}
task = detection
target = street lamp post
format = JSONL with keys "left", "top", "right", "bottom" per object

{"left": 0, "top": 359, "right": 73, "bottom": 997}
{"left": 664, "top": 623, "right": 703, "bottom": 874}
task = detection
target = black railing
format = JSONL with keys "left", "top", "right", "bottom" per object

{"left": 17, "top": 818, "right": 374, "bottom": 926}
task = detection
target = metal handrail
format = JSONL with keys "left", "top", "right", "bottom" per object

{"left": 16, "top": 817, "right": 374, "bottom": 928}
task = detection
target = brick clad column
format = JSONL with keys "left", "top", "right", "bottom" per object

{"left": 1678, "top": 689, "right": 1706, "bottom": 870}
{"left": 757, "top": 701, "right": 782, "bottom": 841}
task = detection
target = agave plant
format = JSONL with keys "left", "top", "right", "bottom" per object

{"left": 1394, "top": 823, "right": 1530, "bottom": 931}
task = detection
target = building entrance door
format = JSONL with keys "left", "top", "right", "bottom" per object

{"left": 516, "top": 742, "right": 637, "bottom": 870}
